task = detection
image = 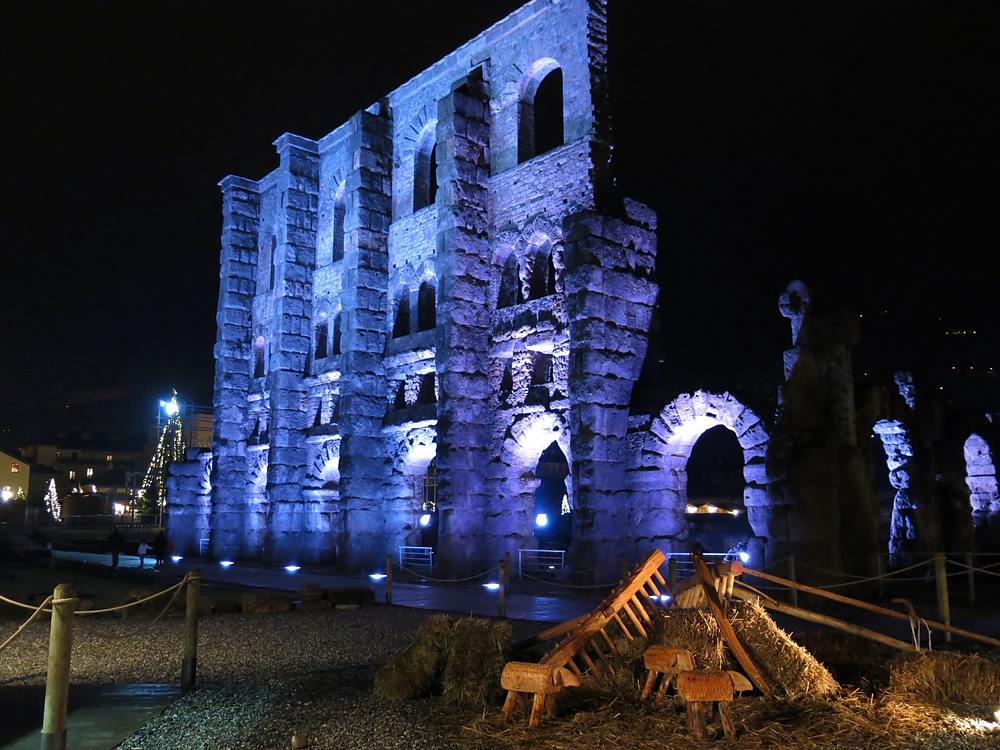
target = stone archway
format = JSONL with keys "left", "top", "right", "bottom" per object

{"left": 630, "top": 391, "right": 770, "bottom": 548}
{"left": 965, "top": 433, "right": 999, "bottom": 530}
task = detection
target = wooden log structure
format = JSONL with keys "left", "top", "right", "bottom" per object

{"left": 641, "top": 646, "right": 694, "bottom": 704}
{"left": 676, "top": 670, "right": 738, "bottom": 741}
{"left": 500, "top": 549, "right": 669, "bottom": 726}
{"left": 500, "top": 663, "right": 580, "bottom": 728}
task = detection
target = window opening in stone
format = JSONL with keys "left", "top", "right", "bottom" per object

{"left": 531, "top": 353, "right": 553, "bottom": 386}
{"left": 269, "top": 235, "right": 277, "bottom": 290}
{"left": 499, "top": 360, "right": 514, "bottom": 403}
{"left": 417, "top": 281, "right": 436, "bottom": 331}
{"left": 528, "top": 245, "right": 552, "bottom": 300}
{"left": 253, "top": 336, "right": 266, "bottom": 379}
{"left": 313, "top": 400, "right": 323, "bottom": 428}
{"left": 417, "top": 372, "right": 436, "bottom": 404}
{"left": 393, "top": 294, "right": 411, "bottom": 338}
{"left": 394, "top": 381, "right": 407, "bottom": 411}
{"left": 314, "top": 316, "right": 329, "bottom": 360}
{"left": 420, "top": 458, "right": 438, "bottom": 548}
{"left": 498, "top": 254, "right": 523, "bottom": 309}
{"left": 332, "top": 313, "right": 342, "bottom": 355}
{"left": 332, "top": 185, "right": 346, "bottom": 263}
{"left": 533, "top": 441, "right": 571, "bottom": 548}
{"left": 413, "top": 125, "right": 438, "bottom": 212}
{"left": 519, "top": 65, "right": 564, "bottom": 164}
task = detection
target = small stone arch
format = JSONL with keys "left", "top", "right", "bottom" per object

{"left": 965, "top": 433, "right": 998, "bottom": 527}
{"left": 417, "top": 279, "right": 436, "bottom": 331}
{"left": 635, "top": 391, "right": 771, "bottom": 541}
{"left": 413, "top": 121, "right": 438, "bottom": 211}
{"left": 252, "top": 334, "right": 267, "bottom": 379}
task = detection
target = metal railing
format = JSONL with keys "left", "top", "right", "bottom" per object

{"left": 518, "top": 548, "right": 565, "bottom": 580}
{"left": 398, "top": 545, "right": 434, "bottom": 575}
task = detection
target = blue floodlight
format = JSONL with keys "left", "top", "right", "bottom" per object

{"left": 535, "top": 513, "right": 549, "bottom": 528}
{"left": 284, "top": 564, "right": 301, "bottom": 573}
{"left": 369, "top": 573, "right": 387, "bottom": 582}
{"left": 739, "top": 550, "right": 751, "bottom": 563}
{"left": 482, "top": 582, "right": 501, "bottom": 591}
{"left": 419, "top": 513, "right": 432, "bottom": 527}
{"left": 170, "top": 555, "right": 183, "bottom": 563}
{"left": 219, "top": 560, "right": 235, "bottom": 568}
{"left": 160, "top": 396, "right": 180, "bottom": 417}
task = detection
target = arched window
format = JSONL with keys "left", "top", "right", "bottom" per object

{"left": 546, "top": 250, "right": 558, "bottom": 296}
{"left": 518, "top": 62, "right": 564, "bottom": 164}
{"left": 394, "top": 381, "right": 407, "bottom": 410}
{"left": 528, "top": 244, "right": 552, "bottom": 300}
{"left": 331, "top": 185, "right": 346, "bottom": 263}
{"left": 531, "top": 353, "right": 553, "bottom": 386}
{"left": 393, "top": 293, "right": 411, "bottom": 338}
{"left": 314, "top": 314, "right": 329, "bottom": 360}
{"left": 498, "top": 254, "right": 523, "bottom": 309}
{"left": 417, "top": 281, "right": 436, "bottom": 331}
{"left": 499, "top": 360, "right": 514, "bottom": 402}
{"left": 413, "top": 124, "right": 438, "bottom": 212}
{"left": 417, "top": 372, "right": 437, "bottom": 404}
{"left": 331, "top": 313, "right": 342, "bottom": 355}
{"left": 253, "top": 336, "right": 266, "bottom": 379}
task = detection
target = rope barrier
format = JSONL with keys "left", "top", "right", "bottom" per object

{"left": 397, "top": 566, "right": 496, "bottom": 583}
{"left": 0, "top": 596, "right": 53, "bottom": 653}
{"left": 1, "top": 576, "right": 188, "bottom": 617}
{"left": 948, "top": 560, "right": 1000, "bottom": 579}
{"left": 519, "top": 572, "right": 617, "bottom": 590}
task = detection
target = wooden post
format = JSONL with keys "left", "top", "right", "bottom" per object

{"left": 787, "top": 555, "right": 798, "bottom": 608}
{"left": 498, "top": 557, "right": 507, "bottom": 619}
{"left": 934, "top": 553, "right": 951, "bottom": 643}
{"left": 875, "top": 552, "right": 886, "bottom": 602}
{"left": 668, "top": 557, "right": 677, "bottom": 593}
{"left": 505, "top": 550, "right": 514, "bottom": 582}
{"left": 385, "top": 555, "right": 393, "bottom": 605}
{"left": 41, "top": 583, "right": 76, "bottom": 750}
{"left": 182, "top": 570, "right": 200, "bottom": 688}
{"left": 965, "top": 552, "right": 975, "bottom": 606}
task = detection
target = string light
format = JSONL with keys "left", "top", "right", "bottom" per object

{"left": 139, "top": 389, "right": 186, "bottom": 514}
{"left": 44, "top": 478, "right": 61, "bottom": 521}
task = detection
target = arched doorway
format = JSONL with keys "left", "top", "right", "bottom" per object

{"left": 633, "top": 391, "right": 771, "bottom": 553}
{"left": 532, "top": 442, "right": 571, "bottom": 549}
{"left": 685, "top": 425, "right": 753, "bottom": 552}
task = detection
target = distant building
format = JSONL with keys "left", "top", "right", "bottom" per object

{"left": 20, "top": 435, "right": 146, "bottom": 486}
{"left": 0, "top": 447, "right": 29, "bottom": 503}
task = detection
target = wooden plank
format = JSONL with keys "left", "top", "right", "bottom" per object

{"left": 734, "top": 587, "right": 917, "bottom": 652}
{"left": 654, "top": 569, "right": 667, "bottom": 587}
{"left": 693, "top": 553, "right": 771, "bottom": 694}
{"left": 613, "top": 612, "right": 634, "bottom": 640}
{"left": 599, "top": 627, "right": 620, "bottom": 656}
{"left": 645, "top": 579, "right": 662, "bottom": 597}
{"left": 632, "top": 594, "right": 654, "bottom": 623}
{"left": 622, "top": 600, "right": 648, "bottom": 638}
{"left": 742, "top": 566, "right": 1000, "bottom": 648}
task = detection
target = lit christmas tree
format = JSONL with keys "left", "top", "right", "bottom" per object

{"left": 138, "top": 391, "right": 186, "bottom": 515}
{"left": 45, "top": 478, "right": 61, "bottom": 522}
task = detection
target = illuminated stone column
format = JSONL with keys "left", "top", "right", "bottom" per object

{"left": 564, "top": 201, "right": 658, "bottom": 569}
{"left": 338, "top": 106, "right": 395, "bottom": 568}
{"left": 209, "top": 176, "right": 259, "bottom": 560}
{"left": 434, "top": 67, "right": 496, "bottom": 574}
{"left": 263, "top": 135, "right": 323, "bottom": 564}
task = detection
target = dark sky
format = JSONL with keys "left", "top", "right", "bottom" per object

{"left": 2, "top": 1, "right": 997, "bottom": 445}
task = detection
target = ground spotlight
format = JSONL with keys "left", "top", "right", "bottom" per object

{"left": 171, "top": 555, "right": 183, "bottom": 563}
{"left": 482, "top": 582, "right": 501, "bottom": 591}
{"left": 419, "top": 513, "right": 432, "bottom": 527}
{"left": 739, "top": 550, "right": 751, "bottom": 563}
{"left": 369, "top": 573, "right": 387, "bottom": 582}
{"left": 535, "top": 513, "right": 549, "bottom": 528}
{"left": 219, "top": 560, "right": 235, "bottom": 568}
{"left": 284, "top": 564, "right": 301, "bottom": 573}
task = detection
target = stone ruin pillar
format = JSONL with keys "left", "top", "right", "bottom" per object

{"left": 166, "top": 451, "right": 212, "bottom": 557}
{"left": 767, "top": 280, "right": 879, "bottom": 574}
{"left": 263, "top": 135, "right": 323, "bottom": 564}
{"left": 208, "top": 176, "right": 259, "bottom": 560}
{"left": 337, "top": 106, "right": 396, "bottom": 568}
{"left": 564, "top": 200, "right": 658, "bottom": 570}
{"left": 433, "top": 67, "right": 497, "bottom": 574}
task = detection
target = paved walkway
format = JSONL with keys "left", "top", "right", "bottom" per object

{"left": 0, "top": 684, "right": 181, "bottom": 750}
{"left": 53, "top": 550, "right": 601, "bottom": 623}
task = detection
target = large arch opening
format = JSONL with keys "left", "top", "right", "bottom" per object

{"left": 965, "top": 433, "right": 998, "bottom": 531}
{"left": 498, "top": 253, "right": 523, "bottom": 309}
{"left": 533, "top": 441, "right": 571, "bottom": 549}
{"left": 635, "top": 391, "right": 770, "bottom": 557}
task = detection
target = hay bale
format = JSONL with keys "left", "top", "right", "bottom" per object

{"left": 374, "top": 614, "right": 453, "bottom": 701}
{"left": 886, "top": 651, "right": 1000, "bottom": 703}
{"left": 441, "top": 618, "right": 512, "bottom": 706}
{"left": 649, "top": 608, "right": 725, "bottom": 670}
{"left": 726, "top": 600, "right": 839, "bottom": 699}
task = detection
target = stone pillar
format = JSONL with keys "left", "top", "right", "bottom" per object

{"left": 338, "top": 106, "right": 395, "bottom": 569}
{"left": 166, "top": 452, "right": 212, "bottom": 557}
{"left": 434, "top": 67, "right": 496, "bottom": 574}
{"left": 264, "top": 135, "right": 323, "bottom": 564}
{"left": 210, "top": 176, "right": 259, "bottom": 560}
{"left": 564, "top": 200, "right": 658, "bottom": 570}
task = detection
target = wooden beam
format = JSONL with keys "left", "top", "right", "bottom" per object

{"left": 742, "top": 566, "right": 1000, "bottom": 649}
{"left": 693, "top": 552, "right": 771, "bottom": 694}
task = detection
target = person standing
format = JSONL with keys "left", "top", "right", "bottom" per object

{"left": 137, "top": 540, "right": 151, "bottom": 569}
{"left": 152, "top": 529, "right": 167, "bottom": 568}
{"left": 107, "top": 527, "right": 125, "bottom": 569}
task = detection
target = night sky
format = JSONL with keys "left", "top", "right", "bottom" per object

{"left": 2, "top": 1, "right": 997, "bottom": 446}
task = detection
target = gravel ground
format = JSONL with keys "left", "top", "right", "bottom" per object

{"left": 0, "top": 605, "right": 513, "bottom": 749}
